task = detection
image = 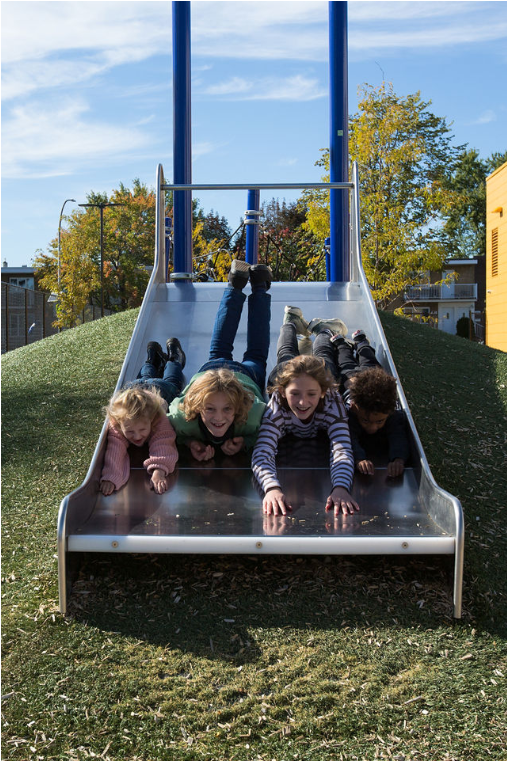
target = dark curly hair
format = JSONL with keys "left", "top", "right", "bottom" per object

{"left": 348, "top": 366, "right": 397, "bottom": 414}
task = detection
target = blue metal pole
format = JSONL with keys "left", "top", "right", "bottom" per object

{"left": 172, "top": 1, "right": 193, "bottom": 276}
{"left": 245, "top": 189, "right": 260, "bottom": 265}
{"left": 328, "top": 1, "right": 349, "bottom": 282}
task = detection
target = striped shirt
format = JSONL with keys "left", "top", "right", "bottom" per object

{"left": 251, "top": 389, "right": 354, "bottom": 494}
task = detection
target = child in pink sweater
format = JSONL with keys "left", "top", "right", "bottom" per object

{"left": 100, "top": 386, "right": 178, "bottom": 495}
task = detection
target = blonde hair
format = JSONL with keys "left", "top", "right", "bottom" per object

{"left": 105, "top": 386, "right": 167, "bottom": 427}
{"left": 268, "top": 355, "right": 336, "bottom": 410}
{"left": 182, "top": 368, "right": 254, "bottom": 425}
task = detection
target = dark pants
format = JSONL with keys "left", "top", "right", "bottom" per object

{"left": 268, "top": 324, "right": 339, "bottom": 387}
{"left": 127, "top": 359, "right": 184, "bottom": 407}
{"left": 336, "top": 338, "right": 380, "bottom": 393}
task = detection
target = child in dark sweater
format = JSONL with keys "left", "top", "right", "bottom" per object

{"left": 331, "top": 330, "right": 410, "bottom": 477}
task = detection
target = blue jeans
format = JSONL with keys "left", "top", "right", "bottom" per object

{"left": 128, "top": 359, "right": 184, "bottom": 406}
{"left": 198, "top": 285, "right": 271, "bottom": 392}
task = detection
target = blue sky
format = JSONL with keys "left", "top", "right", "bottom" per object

{"left": 2, "top": 0, "right": 507, "bottom": 268}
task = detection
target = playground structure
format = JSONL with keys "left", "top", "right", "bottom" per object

{"left": 57, "top": 2, "right": 464, "bottom": 617}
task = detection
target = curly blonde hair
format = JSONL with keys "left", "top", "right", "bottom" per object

{"left": 182, "top": 368, "right": 254, "bottom": 425}
{"left": 105, "top": 386, "right": 167, "bottom": 426}
{"left": 268, "top": 355, "right": 337, "bottom": 411}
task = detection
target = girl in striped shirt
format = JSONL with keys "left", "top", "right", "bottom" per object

{"left": 252, "top": 308, "right": 358, "bottom": 517}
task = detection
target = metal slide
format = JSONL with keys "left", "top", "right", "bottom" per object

{"left": 57, "top": 164, "right": 464, "bottom": 617}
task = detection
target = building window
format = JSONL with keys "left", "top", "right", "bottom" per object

{"left": 492, "top": 228, "right": 499, "bottom": 277}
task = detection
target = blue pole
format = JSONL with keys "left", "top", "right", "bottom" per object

{"left": 245, "top": 189, "right": 260, "bottom": 265}
{"left": 172, "top": 1, "right": 193, "bottom": 276}
{"left": 328, "top": 1, "right": 349, "bottom": 282}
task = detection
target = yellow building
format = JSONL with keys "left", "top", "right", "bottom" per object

{"left": 486, "top": 161, "right": 507, "bottom": 352}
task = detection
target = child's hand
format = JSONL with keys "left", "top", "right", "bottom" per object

{"left": 357, "top": 459, "right": 375, "bottom": 475}
{"left": 387, "top": 458, "right": 405, "bottom": 478}
{"left": 263, "top": 488, "right": 292, "bottom": 516}
{"left": 189, "top": 440, "right": 215, "bottom": 461}
{"left": 150, "top": 469, "right": 168, "bottom": 494}
{"left": 100, "top": 480, "right": 115, "bottom": 496}
{"left": 222, "top": 436, "right": 244, "bottom": 456}
{"left": 326, "top": 487, "right": 359, "bottom": 516}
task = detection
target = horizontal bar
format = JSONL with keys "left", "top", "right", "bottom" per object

{"left": 161, "top": 182, "right": 354, "bottom": 191}
{"left": 67, "top": 534, "right": 455, "bottom": 556}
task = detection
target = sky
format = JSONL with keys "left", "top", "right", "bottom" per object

{"left": 2, "top": 0, "right": 507, "bottom": 268}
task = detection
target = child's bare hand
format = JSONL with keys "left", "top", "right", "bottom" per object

{"left": 189, "top": 440, "right": 215, "bottom": 461}
{"left": 387, "top": 458, "right": 405, "bottom": 478}
{"left": 357, "top": 459, "right": 374, "bottom": 475}
{"left": 222, "top": 436, "right": 244, "bottom": 456}
{"left": 326, "top": 487, "right": 359, "bottom": 516}
{"left": 263, "top": 488, "right": 292, "bottom": 516}
{"left": 100, "top": 480, "right": 115, "bottom": 496}
{"left": 150, "top": 469, "right": 168, "bottom": 494}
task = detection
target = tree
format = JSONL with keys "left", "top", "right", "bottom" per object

{"left": 304, "top": 82, "right": 466, "bottom": 308}
{"left": 256, "top": 198, "right": 324, "bottom": 281}
{"left": 34, "top": 180, "right": 158, "bottom": 323}
{"left": 443, "top": 149, "right": 507, "bottom": 258}
{"left": 33, "top": 232, "right": 100, "bottom": 330}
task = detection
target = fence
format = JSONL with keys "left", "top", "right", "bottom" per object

{"left": 1, "top": 282, "right": 109, "bottom": 354}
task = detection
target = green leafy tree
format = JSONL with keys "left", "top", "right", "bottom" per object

{"left": 35, "top": 180, "right": 158, "bottom": 321}
{"left": 254, "top": 199, "right": 323, "bottom": 281}
{"left": 305, "top": 82, "right": 466, "bottom": 308}
{"left": 33, "top": 228, "right": 100, "bottom": 330}
{"left": 443, "top": 149, "right": 507, "bottom": 258}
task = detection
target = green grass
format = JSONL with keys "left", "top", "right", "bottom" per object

{"left": 2, "top": 310, "right": 506, "bottom": 761}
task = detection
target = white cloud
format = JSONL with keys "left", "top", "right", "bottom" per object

{"left": 473, "top": 110, "right": 498, "bottom": 125}
{"left": 2, "top": 0, "right": 507, "bottom": 106}
{"left": 201, "top": 75, "right": 326, "bottom": 101}
{"left": 277, "top": 157, "right": 298, "bottom": 168}
{"left": 1, "top": 98, "right": 150, "bottom": 178}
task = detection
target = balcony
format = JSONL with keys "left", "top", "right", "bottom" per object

{"left": 405, "top": 283, "right": 477, "bottom": 301}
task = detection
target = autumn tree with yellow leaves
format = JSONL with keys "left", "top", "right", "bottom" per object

{"left": 304, "top": 82, "right": 465, "bottom": 308}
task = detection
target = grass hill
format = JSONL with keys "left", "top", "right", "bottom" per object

{"left": 2, "top": 309, "right": 506, "bottom": 761}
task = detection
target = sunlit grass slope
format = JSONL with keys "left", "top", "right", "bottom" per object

{"left": 2, "top": 309, "right": 506, "bottom": 761}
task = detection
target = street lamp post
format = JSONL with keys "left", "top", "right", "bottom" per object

{"left": 79, "top": 202, "right": 124, "bottom": 317}
{"left": 57, "top": 198, "right": 76, "bottom": 290}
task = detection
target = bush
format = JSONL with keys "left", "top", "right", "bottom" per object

{"left": 456, "top": 315, "right": 475, "bottom": 340}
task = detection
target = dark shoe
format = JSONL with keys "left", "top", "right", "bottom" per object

{"left": 352, "top": 329, "right": 368, "bottom": 345}
{"left": 228, "top": 259, "right": 250, "bottom": 290}
{"left": 250, "top": 263, "right": 272, "bottom": 290}
{"left": 146, "top": 341, "right": 167, "bottom": 374}
{"left": 166, "top": 337, "right": 186, "bottom": 369}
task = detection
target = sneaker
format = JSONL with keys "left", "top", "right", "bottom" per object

{"left": 228, "top": 259, "right": 250, "bottom": 290}
{"left": 308, "top": 317, "right": 348, "bottom": 337}
{"left": 283, "top": 306, "right": 310, "bottom": 337}
{"left": 352, "top": 329, "right": 368, "bottom": 345}
{"left": 166, "top": 337, "right": 186, "bottom": 369}
{"left": 249, "top": 263, "right": 272, "bottom": 290}
{"left": 298, "top": 335, "right": 313, "bottom": 355}
{"left": 146, "top": 341, "right": 167, "bottom": 373}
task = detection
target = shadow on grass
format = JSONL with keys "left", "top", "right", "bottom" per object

{"left": 65, "top": 550, "right": 463, "bottom": 663}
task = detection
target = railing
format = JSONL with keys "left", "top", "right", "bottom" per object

{"left": 1, "top": 282, "right": 109, "bottom": 353}
{"left": 405, "top": 283, "right": 477, "bottom": 301}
